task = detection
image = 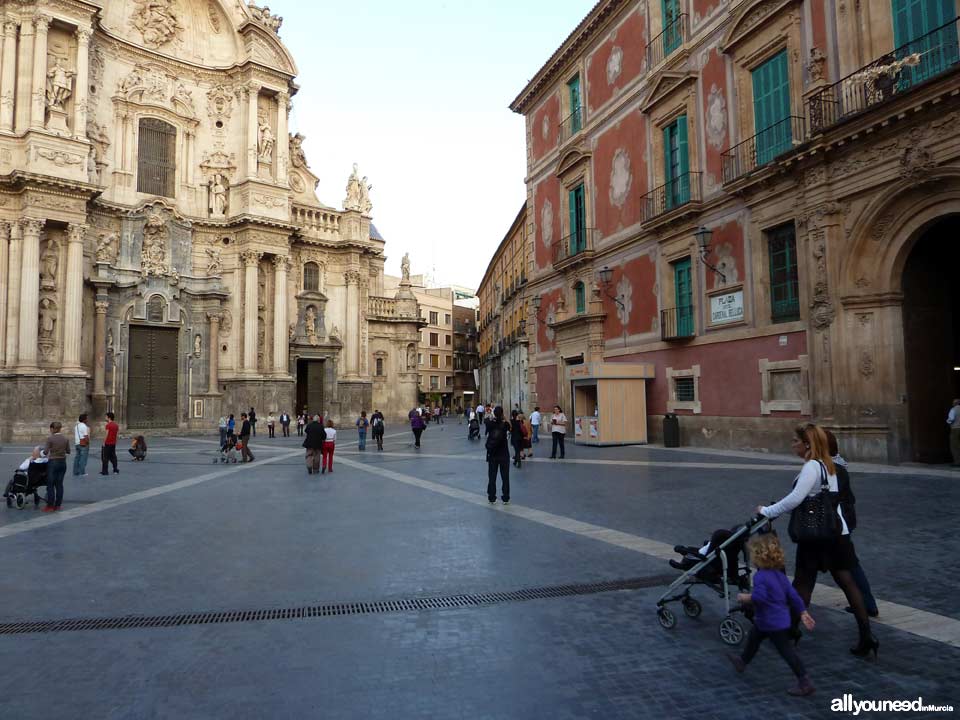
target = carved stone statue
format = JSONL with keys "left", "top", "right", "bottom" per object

{"left": 401, "top": 252, "right": 411, "bottom": 283}
{"left": 96, "top": 232, "right": 119, "bottom": 264}
{"left": 131, "top": 0, "right": 183, "bottom": 48}
{"left": 209, "top": 173, "right": 228, "bottom": 217}
{"left": 248, "top": 2, "right": 283, "bottom": 32}
{"left": 359, "top": 176, "right": 373, "bottom": 214}
{"left": 39, "top": 298, "right": 57, "bottom": 339}
{"left": 406, "top": 344, "right": 416, "bottom": 370}
{"left": 194, "top": 334, "right": 202, "bottom": 357}
{"left": 290, "top": 133, "right": 307, "bottom": 168}
{"left": 172, "top": 82, "right": 195, "bottom": 115}
{"left": 107, "top": 329, "right": 114, "bottom": 355}
{"left": 45, "top": 57, "right": 75, "bottom": 111}
{"left": 304, "top": 305, "right": 318, "bottom": 346}
{"left": 205, "top": 246, "right": 223, "bottom": 276}
{"left": 344, "top": 163, "right": 362, "bottom": 211}
{"left": 40, "top": 240, "right": 60, "bottom": 289}
{"left": 257, "top": 117, "right": 275, "bottom": 162}
{"left": 141, "top": 213, "right": 168, "bottom": 277}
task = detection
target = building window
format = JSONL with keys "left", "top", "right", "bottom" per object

{"left": 430, "top": 354, "right": 439, "bottom": 368}
{"left": 429, "top": 311, "right": 439, "bottom": 324}
{"left": 430, "top": 375, "right": 439, "bottom": 390}
{"left": 674, "top": 376, "right": 695, "bottom": 402}
{"left": 568, "top": 183, "right": 586, "bottom": 254}
{"left": 303, "top": 262, "right": 320, "bottom": 292}
{"left": 768, "top": 223, "right": 800, "bottom": 322}
{"left": 664, "top": 115, "right": 690, "bottom": 208}
{"left": 445, "top": 355, "right": 452, "bottom": 368}
{"left": 672, "top": 257, "right": 694, "bottom": 336}
{"left": 752, "top": 49, "right": 792, "bottom": 165}
{"left": 445, "top": 334, "right": 451, "bottom": 345}
{"left": 444, "top": 313, "right": 451, "bottom": 324}
{"left": 137, "top": 118, "right": 176, "bottom": 198}
{"left": 445, "top": 375, "right": 453, "bottom": 388}
{"left": 567, "top": 74, "right": 582, "bottom": 133}
{"left": 667, "top": 365, "right": 701, "bottom": 414}
{"left": 418, "top": 353, "right": 423, "bottom": 366}
{"left": 662, "top": 0, "right": 682, "bottom": 57}
{"left": 893, "top": 0, "right": 958, "bottom": 88}
{"left": 375, "top": 357, "right": 384, "bottom": 376}
{"left": 574, "top": 282, "right": 586, "bottom": 314}
{"left": 429, "top": 332, "right": 439, "bottom": 346}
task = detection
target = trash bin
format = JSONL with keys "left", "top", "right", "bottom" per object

{"left": 663, "top": 413, "right": 680, "bottom": 448}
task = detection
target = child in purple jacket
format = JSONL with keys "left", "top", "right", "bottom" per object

{"left": 728, "top": 534, "right": 817, "bottom": 697}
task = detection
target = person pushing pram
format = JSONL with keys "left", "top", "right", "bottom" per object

{"left": 215, "top": 431, "right": 239, "bottom": 463}
{"left": 467, "top": 410, "right": 481, "bottom": 441}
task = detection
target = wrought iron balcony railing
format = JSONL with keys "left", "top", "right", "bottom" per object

{"left": 559, "top": 107, "right": 584, "bottom": 143}
{"left": 721, "top": 115, "right": 806, "bottom": 184}
{"left": 641, "top": 171, "right": 702, "bottom": 222}
{"left": 808, "top": 16, "right": 960, "bottom": 134}
{"left": 661, "top": 305, "right": 695, "bottom": 341}
{"left": 552, "top": 227, "right": 596, "bottom": 267}
{"left": 646, "top": 13, "right": 687, "bottom": 68}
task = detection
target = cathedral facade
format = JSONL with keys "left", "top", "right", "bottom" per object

{"left": 0, "top": 0, "right": 422, "bottom": 441}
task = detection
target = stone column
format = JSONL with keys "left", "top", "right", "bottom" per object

{"left": 93, "top": 295, "right": 107, "bottom": 398}
{"left": 72, "top": 27, "right": 91, "bottom": 139}
{"left": 14, "top": 18, "right": 33, "bottom": 132}
{"left": 0, "top": 221, "right": 8, "bottom": 366}
{"left": 4, "top": 221, "right": 21, "bottom": 367}
{"left": 241, "top": 250, "right": 261, "bottom": 373}
{"left": 0, "top": 20, "right": 18, "bottom": 132}
{"left": 30, "top": 14, "right": 49, "bottom": 130}
{"left": 272, "top": 255, "right": 289, "bottom": 375}
{"left": 247, "top": 83, "right": 260, "bottom": 180}
{"left": 207, "top": 311, "right": 221, "bottom": 393}
{"left": 276, "top": 91, "right": 289, "bottom": 184}
{"left": 61, "top": 223, "right": 85, "bottom": 371}
{"left": 345, "top": 269, "right": 359, "bottom": 376}
{"left": 17, "top": 217, "right": 44, "bottom": 371}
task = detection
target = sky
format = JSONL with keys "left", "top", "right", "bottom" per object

{"left": 281, "top": 0, "right": 592, "bottom": 291}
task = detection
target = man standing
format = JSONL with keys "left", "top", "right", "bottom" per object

{"left": 239, "top": 412, "right": 255, "bottom": 463}
{"left": 485, "top": 406, "right": 511, "bottom": 504}
{"left": 100, "top": 412, "right": 119, "bottom": 475}
{"left": 529, "top": 406, "right": 542, "bottom": 445}
{"left": 303, "top": 414, "right": 324, "bottom": 473}
{"left": 476, "top": 403, "right": 484, "bottom": 426}
{"left": 279, "top": 410, "right": 291, "bottom": 437}
{"left": 43, "top": 422, "right": 70, "bottom": 512}
{"left": 948, "top": 398, "right": 960, "bottom": 466}
{"left": 73, "top": 413, "right": 90, "bottom": 477}
{"left": 249, "top": 407, "right": 258, "bottom": 436}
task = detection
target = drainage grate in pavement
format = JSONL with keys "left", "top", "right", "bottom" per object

{"left": 0, "top": 574, "right": 674, "bottom": 636}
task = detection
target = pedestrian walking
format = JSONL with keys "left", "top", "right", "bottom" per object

{"left": 218, "top": 415, "right": 228, "bottom": 448}
{"left": 510, "top": 410, "right": 525, "bottom": 468}
{"left": 73, "top": 413, "right": 90, "bottom": 477}
{"left": 267, "top": 411, "right": 276, "bottom": 438}
{"left": 100, "top": 412, "right": 119, "bottom": 475}
{"left": 371, "top": 410, "right": 385, "bottom": 451}
{"left": 227, "top": 414, "right": 236, "bottom": 435}
{"left": 128, "top": 435, "right": 147, "bottom": 461}
{"left": 43, "top": 422, "right": 70, "bottom": 512}
{"left": 279, "top": 411, "right": 291, "bottom": 437}
{"left": 530, "top": 406, "right": 542, "bottom": 445}
{"left": 485, "top": 406, "right": 511, "bottom": 504}
{"left": 549, "top": 405, "right": 567, "bottom": 459}
{"left": 522, "top": 413, "right": 534, "bottom": 459}
{"left": 410, "top": 408, "right": 426, "bottom": 448}
{"left": 948, "top": 398, "right": 960, "bottom": 466}
{"left": 249, "top": 407, "right": 257, "bottom": 436}
{"left": 755, "top": 423, "right": 878, "bottom": 660}
{"left": 297, "top": 413, "right": 305, "bottom": 436}
{"left": 356, "top": 411, "right": 369, "bottom": 450}
{"left": 239, "top": 413, "right": 255, "bottom": 463}
{"left": 476, "top": 403, "right": 485, "bottom": 425}
{"left": 303, "top": 414, "right": 324, "bottom": 474}
{"left": 321, "top": 419, "right": 337, "bottom": 474}
{"left": 728, "top": 533, "right": 817, "bottom": 696}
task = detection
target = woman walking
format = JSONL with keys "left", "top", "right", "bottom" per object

{"left": 297, "top": 413, "right": 305, "bottom": 437}
{"left": 549, "top": 405, "right": 567, "bottom": 459}
{"left": 371, "top": 410, "right": 385, "bottom": 451}
{"left": 410, "top": 408, "right": 426, "bottom": 449}
{"left": 43, "top": 422, "right": 70, "bottom": 512}
{"left": 510, "top": 410, "right": 525, "bottom": 468}
{"left": 485, "top": 406, "right": 511, "bottom": 504}
{"left": 303, "top": 414, "right": 324, "bottom": 474}
{"left": 755, "top": 423, "right": 878, "bottom": 659}
{"left": 321, "top": 419, "right": 337, "bottom": 474}
{"left": 356, "top": 411, "right": 369, "bottom": 451}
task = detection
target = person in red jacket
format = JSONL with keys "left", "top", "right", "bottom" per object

{"left": 100, "top": 412, "right": 119, "bottom": 475}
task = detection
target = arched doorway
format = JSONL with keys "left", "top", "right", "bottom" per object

{"left": 902, "top": 214, "right": 960, "bottom": 463}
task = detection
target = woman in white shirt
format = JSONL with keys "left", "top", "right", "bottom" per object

{"left": 321, "top": 420, "right": 337, "bottom": 475}
{"left": 549, "top": 405, "right": 567, "bottom": 459}
{"left": 756, "top": 423, "right": 877, "bottom": 659}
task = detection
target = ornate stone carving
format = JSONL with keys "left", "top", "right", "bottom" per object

{"left": 208, "top": 173, "right": 229, "bottom": 217}
{"left": 35, "top": 148, "right": 83, "bottom": 166}
{"left": 96, "top": 232, "right": 119, "bottom": 264}
{"left": 809, "top": 234, "right": 835, "bottom": 331}
{"left": 807, "top": 47, "right": 827, "bottom": 83}
{"left": 257, "top": 115, "right": 275, "bottom": 161}
{"left": 343, "top": 164, "right": 372, "bottom": 213}
{"left": 131, "top": 0, "right": 183, "bottom": 48}
{"left": 290, "top": 132, "right": 307, "bottom": 168}
{"left": 705, "top": 84, "right": 727, "bottom": 149}
{"left": 219, "top": 308, "right": 233, "bottom": 339}
{"left": 87, "top": 120, "right": 111, "bottom": 169}
{"left": 858, "top": 351, "right": 875, "bottom": 378}
{"left": 206, "top": 84, "right": 234, "bottom": 124}
{"left": 540, "top": 198, "right": 554, "bottom": 247}
{"left": 871, "top": 211, "right": 895, "bottom": 242}
{"left": 45, "top": 56, "right": 74, "bottom": 112}
{"left": 289, "top": 173, "right": 306, "bottom": 193}
{"left": 406, "top": 343, "right": 417, "bottom": 370}
{"left": 88, "top": 42, "right": 104, "bottom": 98}
{"left": 248, "top": 2, "right": 283, "bottom": 33}
{"left": 401, "top": 253, "right": 411, "bottom": 283}
{"left": 38, "top": 297, "right": 57, "bottom": 340}
{"left": 140, "top": 214, "right": 169, "bottom": 277}
{"left": 304, "top": 305, "right": 319, "bottom": 345}
{"left": 240, "top": 250, "right": 262, "bottom": 267}
{"left": 608, "top": 148, "right": 632, "bottom": 208}
{"left": 194, "top": 334, "right": 202, "bottom": 357}
{"left": 253, "top": 193, "right": 285, "bottom": 209}
{"left": 40, "top": 238, "right": 60, "bottom": 290}
{"left": 901, "top": 145, "right": 935, "bottom": 183}
{"left": 205, "top": 246, "right": 223, "bottom": 275}
{"left": 171, "top": 82, "right": 195, "bottom": 116}
{"left": 207, "top": 2, "right": 221, "bottom": 32}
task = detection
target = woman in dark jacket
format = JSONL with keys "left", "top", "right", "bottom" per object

{"left": 510, "top": 410, "right": 525, "bottom": 468}
{"left": 303, "top": 415, "right": 325, "bottom": 474}
{"left": 486, "top": 406, "right": 511, "bottom": 504}
{"left": 410, "top": 409, "right": 426, "bottom": 448}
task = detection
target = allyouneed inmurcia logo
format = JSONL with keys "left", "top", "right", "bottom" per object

{"left": 832, "top": 695, "right": 954, "bottom": 715}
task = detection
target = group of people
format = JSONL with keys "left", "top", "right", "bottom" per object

{"left": 296, "top": 409, "right": 387, "bottom": 474}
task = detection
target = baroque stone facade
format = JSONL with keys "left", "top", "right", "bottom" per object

{"left": 0, "top": 0, "right": 421, "bottom": 440}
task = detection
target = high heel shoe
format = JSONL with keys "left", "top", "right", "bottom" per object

{"left": 850, "top": 635, "right": 879, "bottom": 660}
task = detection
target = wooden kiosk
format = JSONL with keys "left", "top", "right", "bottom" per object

{"left": 566, "top": 362, "right": 655, "bottom": 446}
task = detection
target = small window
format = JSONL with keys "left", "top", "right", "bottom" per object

{"left": 444, "top": 313, "right": 451, "bottom": 325}
{"left": 375, "top": 357, "right": 384, "bottom": 376}
{"left": 429, "top": 311, "right": 439, "bottom": 324}
{"left": 445, "top": 375, "right": 453, "bottom": 387}
{"left": 445, "top": 334, "right": 451, "bottom": 345}
{"left": 429, "top": 332, "right": 439, "bottom": 346}
{"left": 430, "top": 375, "right": 439, "bottom": 390}
{"left": 418, "top": 353, "right": 423, "bottom": 366}
{"left": 574, "top": 282, "right": 586, "bottom": 314}
{"left": 303, "top": 262, "right": 320, "bottom": 292}
{"left": 675, "top": 376, "right": 695, "bottom": 402}
{"left": 137, "top": 118, "right": 176, "bottom": 198}
{"left": 445, "top": 355, "right": 452, "bottom": 368}
{"left": 430, "top": 354, "right": 439, "bottom": 368}
{"left": 768, "top": 223, "right": 800, "bottom": 322}
{"left": 567, "top": 74, "right": 582, "bottom": 133}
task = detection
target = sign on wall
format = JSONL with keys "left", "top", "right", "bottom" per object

{"left": 710, "top": 290, "right": 744, "bottom": 325}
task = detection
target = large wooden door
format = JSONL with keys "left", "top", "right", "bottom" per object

{"left": 128, "top": 326, "right": 179, "bottom": 428}
{"left": 296, "top": 359, "right": 325, "bottom": 416}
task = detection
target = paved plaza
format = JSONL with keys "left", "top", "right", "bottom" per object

{"left": 0, "top": 424, "right": 957, "bottom": 719}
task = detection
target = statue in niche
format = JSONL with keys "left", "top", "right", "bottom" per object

{"left": 107, "top": 329, "right": 114, "bottom": 355}
{"left": 39, "top": 298, "right": 57, "bottom": 339}
{"left": 288, "top": 322, "right": 296, "bottom": 342}
{"left": 400, "top": 252, "right": 411, "bottom": 283}
{"left": 45, "top": 57, "right": 74, "bottom": 111}
{"left": 205, "top": 246, "right": 223, "bottom": 276}
{"left": 40, "top": 240, "right": 60, "bottom": 289}
{"left": 194, "top": 334, "right": 202, "bottom": 357}
{"left": 208, "top": 173, "right": 229, "bottom": 217}
{"left": 141, "top": 214, "right": 168, "bottom": 276}
{"left": 96, "top": 232, "right": 119, "bottom": 264}
{"left": 258, "top": 274, "right": 266, "bottom": 309}
{"left": 257, "top": 116, "right": 275, "bottom": 162}
{"left": 406, "top": 344, "right": 416, "bottom": 371}
{"left": 290, "top": 133, "right": 307, "bottom": 168}
{"left": 304, "top": 306, "right": 319, "bottom": 346}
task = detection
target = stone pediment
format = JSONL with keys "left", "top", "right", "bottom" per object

{"left": 556, "top": 145, "right": 592, "bottom": 182}
{"left": 239, "top": 22, "right": 297, "bottom": 76}
{"left": 114, "top": 63, "right": 199, "bottom": 122}
{"left": 642, "top": 71, "right": 697, "bottom": 114}
{"left": 721, "top": 0, "right": 799, "bottom": 53}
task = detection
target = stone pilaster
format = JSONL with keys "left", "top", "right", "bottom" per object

{"left": 30, "top": 14, "right": 49, "bottom": 130}
{"left": 14, "top": 18, "right": 33, "bottom": 132}
{"left": 92, "top": 295, "right": 107, "bottom": 414}
{"left": 272, "top": 255, "right": 289, "bottom": 375}
{"left": 17, "top": 217, "right": 44, "bottom": 371}
{"left": 246, "top": 83, "right": 260, "bottom": 180}
{"left": 72, "top": 27, "right": 91, "bottom": 139}
{"left": 0, "top": 20, "right": 18, "bottom": 132}
{"left": 241, "top": 250, "right": 261, "bottom": 373}
{"left": 207, "top": 311, "right": 221, "bottom": 392}
{"left": 61, "top": 223, "right": 85, "bottom": 371}
{"left": 0, "top": 221, "right": 8, "bottom": 366}
{"left": 276, "top": 91, "right": 289, "bottom": 184}
{"left": 345, "top": 269, "right": 360, "bottom": 377}
{"left": 4, "top": 221, "right": 21, "bottom": 367}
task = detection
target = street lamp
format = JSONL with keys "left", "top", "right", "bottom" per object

{"left": 694, "top": 225, "right": 727, "bottom": 283}
{"left": 596, "top": 266, "right": 625, "bottom": 310}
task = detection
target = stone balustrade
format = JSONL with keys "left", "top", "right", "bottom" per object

{"left": 368, "top": 296, "right": 397, "bottom": 318}
{"left": 292, "top": 204, "right": 342, "bottom": 241}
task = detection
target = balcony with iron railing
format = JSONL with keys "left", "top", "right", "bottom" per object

{"left": 807, "top": 16, "right": 960, "bottom": 135}
{"left": 660, "top": 305, "right": 695, "bottom": 341}
{"left": 641, "top": 171, "right": 702, "bottom": 223}
{"left": 559, "top": 107, "right": 584, "bottom": 143}
{"left": 646, "top": 13, "right": 687, "bottom": 69}
{"left": 721, "top": 115, "right": 806, "bottom": 185}
{"left": 552, "top": 227, "right": 596, "bottom": 270}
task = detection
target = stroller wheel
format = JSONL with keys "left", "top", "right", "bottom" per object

{"left": 682, "top": 598, "right": 702, "bottom": 618}
{"left": 719, "top": 616, "right": 744, "bottom": 646}
{"left": 656, "top": 607, "right": 677, "bottom": 630}
{"left": 15, "top": 493, "right": 24, "bottom": 509}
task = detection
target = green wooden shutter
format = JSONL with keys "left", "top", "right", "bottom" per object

{"left": 752, "top": 50, "right": 791, "bottom": 166}
{"left": 568, "top": 187, "right": 577, "bottom": 256}
{"left": 769, "top": 224, "right": 800, "bottom": 322}
{"left": 664, "top": 116, "right": 689, "bottom": 208}
{"left": 568, "top": 185, "right": 585, "bottom": 255}
{"left": 568, "top": 75, "right": 582, "bottom": 133}
{"left": 892, "top": 0, "right": 958, "bottom": 86}
{"left": 662, "top": 0, "right": 682, "bottom": 56}
{"left": 677, "top": 115, "right": 689, "bottom": 205}
{"left": 575, "top": 283, "right": 585, "bottom": 313}
{"left": 673, "top": 258, "right": 693, "bottom": 336}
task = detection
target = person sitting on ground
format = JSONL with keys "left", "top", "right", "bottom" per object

{"left": 128, "top": 435, "right": 147, "bottom": 461}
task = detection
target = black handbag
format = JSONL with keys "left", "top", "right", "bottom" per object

{"left": 788, "top": 461, "right": 841, "bottom": 543}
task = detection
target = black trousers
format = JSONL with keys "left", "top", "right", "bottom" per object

{"left": 512, "top": 442, "right": 523, "bottom": 466}
{"left": 551, "top": 432, "right": 565, "bottom": 458}
{"left": 741, "top": 627, "right": 806, "bottom": 679}
{"left": 101, "top": 444, "right": 118, "bottom": 473}
{"left": 412, "top": 428, "right": 423, "bottom": 447}
{"left": 281, "top": 423, "right": 290, "bottom": 437}
{"left": 373, "top": 430, "right": 384, "bottom": 450}
{"left": 487, "top": 455, "right": 510, "bottom": 501}
{"left": 268, "top": 424, "right": 275, "bottom": 438}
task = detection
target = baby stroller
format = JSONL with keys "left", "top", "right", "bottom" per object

{"left": 214, "top": 433, "right": 239, "bottom": 463}
{"left": 4, "top": 463, "right": 47, "bottom": 509}
{"left": 468, "top": 417, "right": 481, "bottom": 440}
{"left": 655, "top": 514, "right": 773, "bottom": 646}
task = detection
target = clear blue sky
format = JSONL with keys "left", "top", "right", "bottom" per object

{"left": 281, "top": 0, "right": 592, "bottom": 290}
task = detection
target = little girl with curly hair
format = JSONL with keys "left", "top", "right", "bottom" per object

{"left": 728, "top": 533, "right": 817, "bottom": 697}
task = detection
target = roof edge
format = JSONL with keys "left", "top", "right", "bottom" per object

{"left": 479, "top": 201, "right": 528, "bottom": 292}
